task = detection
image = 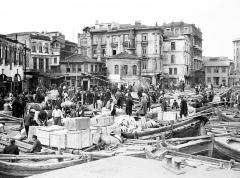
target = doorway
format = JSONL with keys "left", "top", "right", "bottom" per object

{"left": 83, "top": 81, "right": 88, "bottom": 91}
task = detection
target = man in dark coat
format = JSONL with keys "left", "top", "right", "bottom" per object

{"left": 24, "top": 109, "right": 35, "bottom": 136}
{"left": 3, "top": 139, "right": 19, "bottom": 155}
{"left": 125, "top": 95, "right": 134, "bottom": 115}
{"left": 12, "top": 96, "right": 22, "bottom": 118}
{"left": 30, "top": 135, "right": 42, "bottom": 153}
{"left": 180, "top": 97, "right": 188, "bottom": 118}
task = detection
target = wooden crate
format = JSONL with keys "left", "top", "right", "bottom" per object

{"left": 50, "top": 130, "right": 67, "bottom": 149}
{"left": 81, "top": 129, "right": 92, "bottom": 148}
{"left": 35, "top": 126, "right": 65, "bottom": 146}
{"left": 66, "top": 131, "right": 82, "bottom": 149}
{"left": 28, "top": 126, "right": 41, "bottom": 140}
{"left": 64, "top": 117, "right": 90, "bottom": 131}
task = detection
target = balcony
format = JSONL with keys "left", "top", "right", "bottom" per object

{"left": 141, "top": 40, "right": 148, "bottom": 46}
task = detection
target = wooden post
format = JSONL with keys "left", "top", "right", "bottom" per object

{"left": 208, "top": 133, "right": 214, "bottom": 157}
{"left": 161, "top": 133, "right": 167, "bottom": 147}
{"left": 156, "top": 137, "right": 160, "bottom": 150}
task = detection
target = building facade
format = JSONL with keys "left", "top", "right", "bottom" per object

{"left": 233, "top": 38, "right": 240, "bottom": 70}
{"left": 78, "top": 21, "right": 164, "bottom": 85}
{"left": 0, "top": 34, "right": 30, "bottom": 95}
{"left": 161, "top": 22, "right": 203, "bottom": 85}
{"left": 204, "top": 57, "right": 233, "bottom": 87}
{"left": 162, "top": 35, "right": 191, "bottom": 84}
{"left": 60, "top": 54, "right": 106, "bottom": 90}
{"left": 7, "top": 32, "right": 78, "bottom": 90}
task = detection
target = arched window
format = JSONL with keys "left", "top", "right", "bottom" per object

{"left": 171, "top": 55, "right": 175, "bottom": 64}
{"left": 133, "top": 65, "right": 137, "bottom": 75}
{"left": 114, "top": 65, "right": 119, "bottom": 74}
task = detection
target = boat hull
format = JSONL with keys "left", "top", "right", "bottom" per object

{"left": 214, "top": 137, "right": 240, "bottom": 162}
{"left": 217, "top": 110, "right": 240, "bottom": 122}
{"left": 0, "top": 158, "right": 86, "bottom": 177}
{"left": 122, "top": 116, "right": 205, "bottom": 139}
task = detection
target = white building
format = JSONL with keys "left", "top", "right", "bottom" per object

{"left": 162, "top": 35, "right": 191, "bottom": 84}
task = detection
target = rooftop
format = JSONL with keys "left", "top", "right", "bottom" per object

{"left": 61, "top": 54, "right": 103, "bottom": 63}
{"left": 110, "top": 52, "right": 139, "bottom": 59}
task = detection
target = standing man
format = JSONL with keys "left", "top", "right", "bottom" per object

{"left": 125, "top": 94, "right": 134, "bottom": 115}
{"left": 180, "top": 97, "right": 188, "bottom": 118}
{"left": 52, "top": 105, "right": 63, "bottom": 126}
{"left": 3, "top": 140, "right": 19, "bottom": 155}
{"left": 24, "top": 109, "right": 35, "bottom": 136}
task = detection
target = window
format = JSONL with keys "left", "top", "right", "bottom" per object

{"left": 93, "top": 49, "right": 97, "bottom": 55}
{"left": 123, "top": 34, "right": 129, "bottom": 42}
{"left": 114, "top": 65, "right": 119, "bottom": 74}
{"left": 72, "top": 64, "right": 76, "bottom": 73}
{"left": 101, "top": 35, "right": 106, "bottom": 44}
{"left": 45, "top": 43, "right": 49, "bottom": 53}
{"left": 169, "top": 68, "right": 172, "bottom": 75}
{"left": 174, "top": 28, "right": 180, "bottom": 34}
{"left": 54, "top": 58, "right": 57, "bottom": 64}
{"left": 46, "top": 58, "right": 49, "bottom": 71}
{"left": 142, "top": 47, "right": 147, "bottom": 56}
{"left": 39, "top": 43, "right": 42, "bottom": 53}
{"left": 39, "top": 58, "right": 44, "bottom": 71}
{"left": 222, "top": 77, "right": 226, "bottom": 85}
{"left": 32, "top": 43, "right": 36, "bottom": 52}
{"left": 174, "top": 68, "right": 177, "bottom": 75}
{"left": 26, "top": 54, "right": 29, "bottom": 67}
{"left": 171, "top": 42, "right": 175, "bottom": 50}
{"left": 165, "top": 28, "right": 171, "bottom": 32}
{"left": 142, "top": 33, "right": 148, "bottom": 41}
{"left": 133, "top": 65, "right": 137, "bottom": 75}
{"left": 222, "top": 67, "right": 226, "bottom": 73}
{"left": 112, "top": 49, "right": 116, "bottom": 55}
{"left": 112, "top": 35, "right": 117, "bottom": 43}
{"left": 207, "top": 77, "right": 211, "bottom": 83}
{"left": 67, "top": 67, "right": 70, "bottom": 73}
{"left": 184, "top": 27, "right": 189, "bottom": 33}
{"left": 102, "top": 49, "right": 106, "bottom": 57}
{"left": 213, "top": 67, "right": 219, "bottom": 73}
{"left": 207, "top": 67, "right": 211, "bottom": 73}
{"left": 14, "top": 50, "right": 17, "bottom": 65}
{"left": 142, "top": 60, "right": 147, "bottom": 69}
{"left": 78, "top": 64, "right": 82, "bottom": 72}
{"left": 19, "top": 52, "right": 23, "bottom": 65}
{"left": 84, "top": 64, "right": 88, "bottom": 73}
{"left": 91, "top": 65, "right": 94, "bottom": 72}
{"left": 123, "top": 65, "right": 128, "bottom": 75}
{"left": 33, "top": 57, "right": 37, "bottom": 69}
{"left": 93, "top": 35, "right": 98, "bottom": 44}
{"left": 171, "top": 55, "right": 175, "bottom": 64}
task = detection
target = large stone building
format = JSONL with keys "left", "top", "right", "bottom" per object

{"left": 60, "top": 54, "right": 106, "bottom": 90}
{"left": 78, "top": 21, "right": 164, "bottom": 86}
{"left": 7, "top": 32, "right": 78, "bottom": 90}
{"left": 204, "top": 57, "right": 233, "bottom": 87}
{"left": 161, "top": 22, "right": 203, "bottom": 85}
{"left": 0, "top": 34, "right": 30, "bottom": 95}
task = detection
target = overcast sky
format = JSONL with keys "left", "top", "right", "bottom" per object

{"left": 1, "top": 0, "right": 239, "bottom": 58}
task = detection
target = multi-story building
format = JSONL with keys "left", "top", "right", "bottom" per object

{"left": 233, "top": 38, "right": 240, "bottom": 70}
{"left": 7, "top": 32, "right": 78, "bottom": 90}
{"left": 0, "top": 34, "right": 30, "bottom": 95}
{"left": 204, "top": 57, "right": 233, "bottom": 87}
{"left": 161, "top": 22, "right": 203, "bottom": 85}
{"left": 162, "top": 35, "right": 191, "bottom": 84}
{"left": 60, "top": 54, "right": 106, "bottom": 90}
{"left": 78, "top": 21, "right": 164, "bottom": 85}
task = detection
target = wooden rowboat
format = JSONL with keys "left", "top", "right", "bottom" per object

{"left": 217, "top": 110, "right": 240, "bottom": 122}
{"left": 0, "top": 154, "right": 87, "bottom": 177}
{"left": 121, "top": 116, "right": 208, "bottom": 139}
{"left": 214, "top": 136, "right": 240, "bottom": 162}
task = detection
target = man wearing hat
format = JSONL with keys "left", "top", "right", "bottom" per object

{"left": 24, "top": 109, "right": 35, "bottom": 136}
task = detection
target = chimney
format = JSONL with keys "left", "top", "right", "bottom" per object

{"left": 135, "top": 20, "right": 141, "bottom": 26}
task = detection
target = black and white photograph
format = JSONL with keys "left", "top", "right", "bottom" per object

{"left": 0, "top": 0, "right": 240, "bottom": 177}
